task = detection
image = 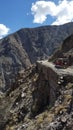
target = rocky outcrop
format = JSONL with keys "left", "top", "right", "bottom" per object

{"left": 1, "top": 22, "right": 73, "bottom": 92}
{"left": 62, "top": 33, "right": 73, "bottom": 52}
{"left": 50, "top": 33, "right": 73, "bottom": 62}
{"left": 31, "top": 65, "right": 58, "bottom": 116}
{"left": 31, "top": 61, "right": 73, "bottom": 116}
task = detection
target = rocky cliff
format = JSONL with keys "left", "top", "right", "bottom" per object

{"left": 62, "top": 33, "right": 73, "bottom": 53}
{"left": 0, "top": 59, "right": 73, "bottom": 130}
{"left": 50, "top": 33, "right": 73, "bottom": 63}
{"left": 1, "top": 22, "right": 73, "bottom": 91}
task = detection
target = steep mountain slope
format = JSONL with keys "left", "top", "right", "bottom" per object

{"left": 51, "top": 33, "right": 73, "bottom": 62}
{"left": 62, "top": 33, "right": 73, "bottom": 53}
{"left": 0, "top": 30, "right": 73, "bottom": 130}
{"left": 0, "top": 22, "right": 73, "bottom": 91}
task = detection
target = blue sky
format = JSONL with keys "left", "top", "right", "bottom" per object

{"left": 0, "top": 0, "right": 73, "bottom": 38}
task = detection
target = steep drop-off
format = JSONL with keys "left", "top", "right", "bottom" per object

{"left": 0, "top": 60, "right": 73, "bottom": 130}
{"left": 0, "top": 32, "right": 73, "bottom": 130}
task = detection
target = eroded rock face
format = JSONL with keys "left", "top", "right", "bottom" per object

{"left": 62, "top": 34, "right": 73, "bottom": 52}
{"left": 50, "top": 33, "right": 73, "bottom": 63}
{"left": 31, "top": 63, "right": 59, "bottom": 116}
{"left": 0, "top": 36, "right": 31, "bottom": 92}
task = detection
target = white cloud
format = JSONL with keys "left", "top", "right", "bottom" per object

{"left": 0, "top": 24, "right": 10, "bottom": 39}
{"left": 31, "top": 0, "right": 73, "bottom": 25}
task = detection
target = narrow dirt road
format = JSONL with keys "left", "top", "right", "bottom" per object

{"left": 37, "top": 60, "right": 73, "bottom": 76}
